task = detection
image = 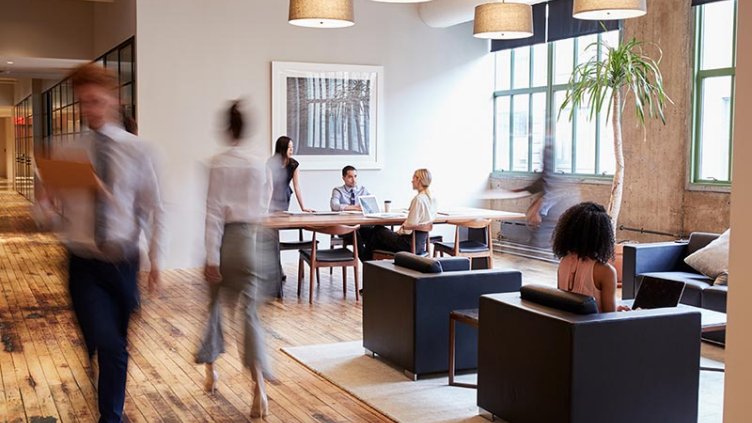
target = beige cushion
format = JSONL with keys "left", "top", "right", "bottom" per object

{"left": 714, "top": 272, "right": 728, "bottom": 286}
{"left": 684, "top": 229, "right": 730, "bottom": 283}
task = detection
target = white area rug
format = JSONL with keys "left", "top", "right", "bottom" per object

{"left": 282, "top": 341, "right": 726, "bottom": 423}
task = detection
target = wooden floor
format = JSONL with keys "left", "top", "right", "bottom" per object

{"left": 0, "top": 188, "right": 558, "bottom": 423}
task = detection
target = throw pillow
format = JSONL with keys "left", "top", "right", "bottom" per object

{"left": 684, "top": 229, "right": 730, "bottom": 283}
{"left": 715, "top": 272, "right": 728, "bottom": 286}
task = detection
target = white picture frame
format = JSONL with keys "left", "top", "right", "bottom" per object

{"left": 272, "top": 61, "right": 384, "bottom": 170}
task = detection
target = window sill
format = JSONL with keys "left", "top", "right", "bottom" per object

{"left": 686, "top": 183, "right": 731, "bottom": 194}
{"left": 490, "top": 172, "right": 613, "bottom": 186}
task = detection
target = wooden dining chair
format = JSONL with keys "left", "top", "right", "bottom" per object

{"left": 279, "top": 229, "right": 319, "bottom": 284}
{"left": 433, "top": 219, "right": 494, "bottom": 269}
{"left": 298, "top": 225, "right": 360, "bottom": 304}
{"left": 372, "top": 223, "right": 434, "bottom": 260}
{"left": 329, "top": 234, "right": 351, "bottom": 276}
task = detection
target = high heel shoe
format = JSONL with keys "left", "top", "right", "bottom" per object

{"left": 204, "top": 364, "right": 219, "bottom": 394}
{"left": 250, "top": 393, "right": 269, "bottom": 418}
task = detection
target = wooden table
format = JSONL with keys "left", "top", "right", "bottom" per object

{"left": 262, "top": 207, "right": 525, "bottom": 229}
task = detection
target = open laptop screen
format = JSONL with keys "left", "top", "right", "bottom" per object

{"left": 632, "top": 276, "right": 686, "bottom": 309}
{"left": 358, "top": 196, "right": 380, "bottom": 214}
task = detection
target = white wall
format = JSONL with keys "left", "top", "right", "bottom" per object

{"left": 93, "top": 0, "right": 136, "bottom": 57}
{"left": 0, "top": 84, "right": 13, "bottom": 106}
{"left": 13, "top": 78, "right": 32, "bottom": 104}
{"left": 0, "top": 0, "right": 94, "bottom": 60}
{"left": 723, "top": 0, "right": 752, "bottom": 421}
{"left": 136, "top": 0, "right": 494, "bottom": 269}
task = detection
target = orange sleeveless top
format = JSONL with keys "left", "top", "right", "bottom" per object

{"left": 557, "top": 254, "right": 602, "bottom": 311}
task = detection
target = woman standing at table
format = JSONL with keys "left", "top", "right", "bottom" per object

{"left": 197, "top": 101, "right": 271, "bottom": 417}
{"left": 361, "top": 169, "right": 437, "bottom": 260}
{"left": 267, "top": 136, "right": 312, "bottom": 295}
{"left": 267, "top": 136, "right": 312, "bottom": 213}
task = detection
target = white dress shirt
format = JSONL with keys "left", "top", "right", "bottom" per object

{"left": 330, "top": 184, "right": 370, "bottom": 211}
{"left": 205, "top": 146, "right": 270, "bottom": 266}
{"left": 37, "top": 123, "right": 165, "bottom": 265}
{"left": 398, "top": 192, "right": 437, "bottom": 235}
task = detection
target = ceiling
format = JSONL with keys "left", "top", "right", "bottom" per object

{"left": 0, "top": 57, "right": 88, "bottom": 80}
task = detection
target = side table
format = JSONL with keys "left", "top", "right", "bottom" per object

{"left": 448, "top": 308, "right": 479, "bottom": 389}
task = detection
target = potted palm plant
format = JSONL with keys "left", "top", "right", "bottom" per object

{"left": 560, "top": 37, "right": 671, "bottom": 234}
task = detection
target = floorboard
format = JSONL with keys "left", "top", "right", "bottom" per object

{"left": 0, "top": 188, "right": 558, "bottom": 422}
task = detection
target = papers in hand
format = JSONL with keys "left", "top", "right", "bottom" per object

{"left": 36, "top": 158, "right": 100, "bottom": 191}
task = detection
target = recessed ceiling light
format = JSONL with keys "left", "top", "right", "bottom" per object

{"left": 6, "top": 61, "right": 14, "bottom": 65}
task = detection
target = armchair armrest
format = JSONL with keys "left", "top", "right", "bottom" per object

{"left": 622, "top": 242, "right": 688, "bottom": 299}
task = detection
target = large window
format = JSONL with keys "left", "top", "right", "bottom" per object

{"left": 494, "top": 31, "right": 619, "bottom": 177}
{"left": 14, "top": 96, "right": 34, "bottom": 201}
{"left": 43, "top": 37, "right": 136, "bottom": 152}
{"left": 692, "top": 0, "right": 737, "bottom": 185}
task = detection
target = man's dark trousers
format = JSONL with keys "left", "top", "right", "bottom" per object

{"left": 68, "top": 253, "right": 139, "bottom": 423}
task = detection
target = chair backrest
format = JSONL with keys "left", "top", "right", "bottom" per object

{"left": 520, "top": 284, "right": 599, "bottom": 315}
{"left": 687, "top": 232, "right": 720, "bottom": 256}
{"left": 394, "top": 252, "right": 443, "bottom": 273}
{"left": 411, "top": 223, "right": 433, "bottom": 254}
{"left": 452, "top": 219, "right": 492, "bottom": 229}
{"left": 394, "top": 252, "right": 472, "bottom": 273}
{"left": 304, "top": 225, "right": 360, "bottom": 262}
{"left": 451, "top": 219, "right": 492, "bottom": 251}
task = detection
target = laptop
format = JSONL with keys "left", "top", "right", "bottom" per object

{"left": 358, "top": 195, "right": 406, "bottom": 218}
{"left": 632, "top": 276, "right": 686, "bottom": 310}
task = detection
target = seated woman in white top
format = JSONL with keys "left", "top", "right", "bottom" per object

{"left": 360, "top": 169, "right": 437, "bottom": 261}
{"left": 552, "top": 202, "right": 619, "bottom": 313}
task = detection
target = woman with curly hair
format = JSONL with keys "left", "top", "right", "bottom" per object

{"left": 552, "top": 202, "right": 620, "bottom": 313}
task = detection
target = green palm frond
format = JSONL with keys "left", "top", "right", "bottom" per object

{"left": 559, "top": 37, "right": 672, "bottom": 126}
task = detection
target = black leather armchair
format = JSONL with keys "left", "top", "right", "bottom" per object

{"left": 362, "top": 252, "right": 521, "bottom": 379}
{"left": 477, "top": 288, "right": 702, "bottom": 423}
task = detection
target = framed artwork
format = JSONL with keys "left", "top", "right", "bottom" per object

{"left": 272, "top": 61, "right": 384, "bottom": 170}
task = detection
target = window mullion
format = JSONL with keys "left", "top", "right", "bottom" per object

{"left": 528, "top": 47, "right": 535, "bottom": 172}
{"left": 728, "top": 75, "right": 736, "bottom": 182}
{"left": 547, "top": 41, "right": 555, "bottom": 173}
{"left": 692, "top": 6, "right": 703, "bottom": 183}
{"left": 509, "top": 95, "right": 515, "bottom": 171}
{"left": 509, "top": 51, "right": 516, "bottom": 171}
{"left": 595, "top": 33, "right": 602, "bottom": 175}
{"left": 571, "top": 38, "right": 578, "bottom": 174}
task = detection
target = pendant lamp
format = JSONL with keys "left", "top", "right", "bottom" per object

{"left": 473, "top": 1, "right": 534, "bottom": 40}
{"left": 289, "top": 0, "right": 355, "bottom": 28}
{"left": 573, "top": 0, "right": 647, "bottom": 20}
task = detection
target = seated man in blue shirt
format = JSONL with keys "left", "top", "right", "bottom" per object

{"left": 330, "top": 165, "right": 372, "bottom": 253}
{"left": 330, "top": 165, "right": 370, "bottom": 211}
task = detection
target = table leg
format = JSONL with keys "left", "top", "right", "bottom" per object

{"left": 449, "top": 316, "right": 456, "bottom": 386}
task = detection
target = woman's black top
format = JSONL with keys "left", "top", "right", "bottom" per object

{"left": 267, "top": 155, "right": 299, "bottom": 212}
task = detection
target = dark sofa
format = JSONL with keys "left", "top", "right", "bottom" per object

{"left": 478, "top": 286, "right": 702, "bottom": 423}
{"left": 622, "top": 232, "right": 727, "bottom": 343}
{"left": 362, "top": 252, "right": 521, "bottom": 379}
